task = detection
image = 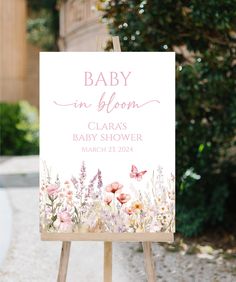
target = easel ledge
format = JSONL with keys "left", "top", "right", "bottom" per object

{"left": 41, "top": 232, "right": 174, "bottom": 242}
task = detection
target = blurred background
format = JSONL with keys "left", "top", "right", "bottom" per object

{"left": 0, "top": 0, "right": 236, "bottom": 281}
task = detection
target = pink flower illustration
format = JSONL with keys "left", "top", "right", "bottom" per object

{"left": 57, "top": 211, "right": 72, "bottom": 231}
{"left": 116, "top": 193, "right": 131, "bottom": 205}
{"left": 104, "top": 195, "right": 113, "bottom": 206}
{"left": 66, "top": 191, "right": 73, "bottom": 200}
{"left": 47, "top": 184, "right": 59, "bottom": 197}
{"left": 106, "top": 182, "right": 123, "bottom": 193}
{"left": 125, "top": 207, "right": 134, "bottom": 215}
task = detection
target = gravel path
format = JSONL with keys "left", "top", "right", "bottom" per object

{"left": 0, "top": 157, "right": 235, "bottom": 282}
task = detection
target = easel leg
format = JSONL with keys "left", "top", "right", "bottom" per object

{"left": 142, "top": 242, "right": 156, "bottom": 282}
{"left": 57, "top": 241, "right": 71, "bottom": 282}
{"left": 104, "top": 242, "right": 112, "bottom": 282}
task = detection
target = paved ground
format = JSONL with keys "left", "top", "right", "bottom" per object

{"left": 0, "top": 156, "right": 235, "bottom": 282}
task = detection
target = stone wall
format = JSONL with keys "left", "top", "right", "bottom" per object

{"left": 59, "top": 0, "right": 108, "bottom": 51}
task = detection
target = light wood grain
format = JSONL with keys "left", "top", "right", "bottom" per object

{"left": 41, "top": 232, "right": 173, "bottom": 242}
{"left": 57, "top": 241, "right": 71, "bottom": 282}
{"left": 96, "top": 36, "right": 104, "bottom": 51}
{"left": 142, "top": 242, "right": 156, "bottom": 282}
{"left": 96, "top": 35, "right": 121, "bottom": 52}
{"left": 112, "top": 36, "right": 121, "bottom": 52}
{"left": 0, "top": 0, "right": 27, "bottom": 102}
{"left": 104, "top": 242, "right": 112, "bottom": 282}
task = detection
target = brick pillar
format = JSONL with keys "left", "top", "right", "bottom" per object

{"left": 0, "top": 0, "right": 27, "bottom": 102}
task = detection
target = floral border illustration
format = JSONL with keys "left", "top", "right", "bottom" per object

{"left": 40, "top": 162, "right": 175, "bottom": 233}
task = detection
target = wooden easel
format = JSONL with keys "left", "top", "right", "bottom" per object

{"left": 56, "top": 36, "right": 169, "bottom": 282}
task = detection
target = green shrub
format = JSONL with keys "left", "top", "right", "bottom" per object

{"left": 100, "top": 0, "right": 236, "bottom": 236}
{"left": 0, "top": 101, "right": 39, "bottom": 155}
{"left": 27, "top": 10, "right": 56, "bottom": 51}
{"left": 27, "top": 0, "right": 59, "bottom": 51}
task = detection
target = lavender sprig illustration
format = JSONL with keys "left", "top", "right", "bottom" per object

{"left": 78, "top": 161, "right": 86, "bottom": 201}
{"left": 97, "top": 169, "right": 103, "bottom": 189}
{"left": 79, "top": 161, "right": 86, "bottom": 189}
{"left": 87, "top": 173, "right": 98, "bottom": 197}
{"left": 96, "top": 169, "right": 103, "bottom": 199}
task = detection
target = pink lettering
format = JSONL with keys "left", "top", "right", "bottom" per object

{"left": 53, "top": 100, "right": 92, "bottom": 109}
{"left": 97, "top": 92, "right": 160, "bottom": 113}
{"left": 84, "top": 72, "right": 93, "bottom": 86}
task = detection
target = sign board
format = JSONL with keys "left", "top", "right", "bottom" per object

{"left": 40, "top": 52, "right": 175, "bottom": 241}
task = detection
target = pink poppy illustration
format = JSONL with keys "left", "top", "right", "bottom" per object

{"left": 117, "top": 193, "right": 131, "bottom": 205}
{"left": 47, "top": 184, "right": 59, "bottom": 197}
{"left": 106, "top": 182, "right": 123, "bottom": 193}
{"left": 104, "top": 194, "right": 113, "bottom": 205}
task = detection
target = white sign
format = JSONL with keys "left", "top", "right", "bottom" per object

{"left": 40, "top": 52, "right": 175, "bottom": 235}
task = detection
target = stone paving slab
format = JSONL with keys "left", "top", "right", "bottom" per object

{"left": 0, "top": 173, "right": 39, "bottom": 188}
{"left": 0, "top": 156, "right": 38, "bottom": 174}
{"left": 0, "top": 189, "right": 12, "bottom": 266}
